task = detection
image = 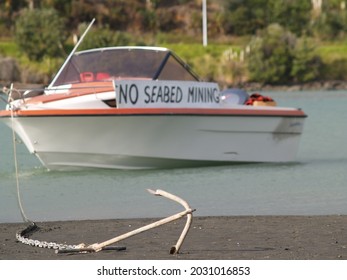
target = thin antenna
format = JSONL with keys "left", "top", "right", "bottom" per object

{"left": 48, "top": 18, "right": 96, "bottom": 88}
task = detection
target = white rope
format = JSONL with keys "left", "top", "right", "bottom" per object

{"left": 9, "top": 83, "right": 31, "bottom": 223}
{"left": 7, "top": 84, "right": 84, "bottom": 250}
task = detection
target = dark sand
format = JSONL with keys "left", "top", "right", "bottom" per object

{"left": 0, "top": 216, "right": 346, "bottom": 260}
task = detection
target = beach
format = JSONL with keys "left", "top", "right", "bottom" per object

{"left": 1, "top": 215, "right": 346, "bottom": 260}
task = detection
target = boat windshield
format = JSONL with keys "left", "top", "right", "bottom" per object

{"left": 51, "top": 47, "right": 199, "bottom": 86}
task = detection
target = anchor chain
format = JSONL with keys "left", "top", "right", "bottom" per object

{"left": 16, "top": 222, "right": 82, "bottom": 250}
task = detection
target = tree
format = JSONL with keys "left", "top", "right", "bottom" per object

{"left": 267, "top": 0, "right": 312, "bottom": 36}
{"left": 247, "top": 24, "right": 296, "bottom": 84}
{"left": 311, "top": 0, "right": 347, "bottom": 39}
{"left": 291, "top": 37, "right": 322, "bottom": 82}
{"left": 247, "top": 23, "right": 322, "bottom": 84}
{"left": 15, "top": 8, "right": 67, "bottom": 61}
{"left": 222, "top": 0, "right": 313, "bottom": 37}
{"left": 222, "top": 0, "right": 268, "bottom": 35}
{"left": 0, "top": 0, "right": 27, "bottom": 34}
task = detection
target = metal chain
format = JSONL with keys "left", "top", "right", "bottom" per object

{"left": 16, "top": 222, "right": 81, "bottom": 251}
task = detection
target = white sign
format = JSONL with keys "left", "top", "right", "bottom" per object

{"left": 114, "top": 80, "right": 220, "bottom": 108}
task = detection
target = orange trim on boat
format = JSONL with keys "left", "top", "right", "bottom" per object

{"left": 0, "top": 107, "right": 307, "bottom": 118}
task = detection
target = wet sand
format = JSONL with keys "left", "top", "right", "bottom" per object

{"left": 0, "top": 215, "right": 346, "bottom": 260}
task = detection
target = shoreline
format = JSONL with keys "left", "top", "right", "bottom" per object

{"left": 1, "top": 215, "right": 346, "bottom": 260}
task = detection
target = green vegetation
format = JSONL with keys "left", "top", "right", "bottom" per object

{"left": 15, "top": 8, "right": 67, "bottom": 60}
{"left": 0, "top": 40, "right": 20, "bottom": 57}
{"left": 247, "top": 24, "right": 322, "bottom": 84}
{"left": 1, "top": 0, "right": 347, "bottom": 85}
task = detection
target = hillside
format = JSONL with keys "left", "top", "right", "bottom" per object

{"left": 1, "top": 0, "right": 347, "bottom": 88}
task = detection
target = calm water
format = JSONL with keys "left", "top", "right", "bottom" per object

{"left": 0, "top": 91, "right": 346, "bottom": 223}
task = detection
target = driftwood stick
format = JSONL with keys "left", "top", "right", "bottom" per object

{"left": 89, "top": 209, "right": 193, "bottom": 252}
{"left": 170, "top": 210, "right": 193, "bottom": 254}
{"left": 56, "top": 189, "right": 194, "bottom": 254}
{"left": 88, "top": 189, "right": 194, "bottom": 253}
{"left": 147, "top": 189, "right": 194, "bottom": 254}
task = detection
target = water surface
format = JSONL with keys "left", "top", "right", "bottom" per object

{"left": 1, "top": 91, "right": 346, "bottom": 223}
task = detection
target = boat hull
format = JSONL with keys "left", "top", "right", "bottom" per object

{"left": 4, "top": 111, "right": 305, "bottom": 170}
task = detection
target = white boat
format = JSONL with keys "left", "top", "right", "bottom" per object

{"left": 0, "top": 46, "right": 306, "bottom": 170}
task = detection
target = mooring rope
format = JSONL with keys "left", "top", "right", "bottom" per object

{"left": 8, "top": 84, "right": 81, "bottom": 251}
{"left": 9, "top": 84, "right": 31, "bottom": 224}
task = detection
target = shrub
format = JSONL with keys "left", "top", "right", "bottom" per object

{"left": 247, "top": 24, "right": 322, "bottom": 84}
{"left": 291, "top": 37, "right": 323, "bottom": 83}
{"left": 320, "top": 59, "right": 347, "bottom": 80}
{"left": 15, "top": 8, "right": 67, "bottom": 61}
{"left": 247, "top": 24, "right": 295, "bottom": 84}
{"left": 78, "top": 25, "right": 132, "bottom": 50}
